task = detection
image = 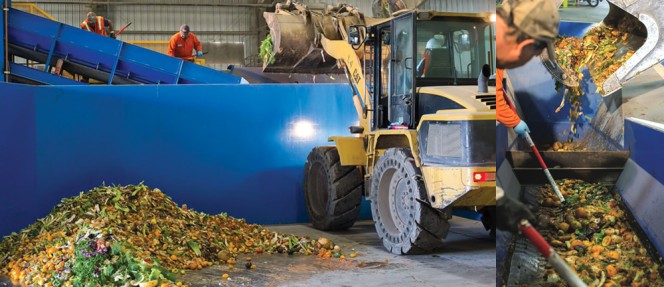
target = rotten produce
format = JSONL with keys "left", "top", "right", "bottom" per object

{"left": 536, "top": 179, "right": 664, "bottom": 287}
{"left": 0, "top": 183, "right": 340, "bottom": 287}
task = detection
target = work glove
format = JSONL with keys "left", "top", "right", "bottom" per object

{"left": 513, "top": 120, "right": 530, "bottom": 137}
{"left": 496, "top": 193, "right": 537, "bottom": 233}
{"left": 109, "top": 31, "right": 116, "bottom": 39}
{"left": 197, "top": 51, "right": 204, "bottom": 57}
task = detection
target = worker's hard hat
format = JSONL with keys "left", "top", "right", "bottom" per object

{"left": 87, "top": 12, "right": 97, "bottom": 22}
{"left": 425, "top": 34, "right": 445, "bottom": 49}
{"left": 499, "top": 0, "right": 560, "bottom": 69}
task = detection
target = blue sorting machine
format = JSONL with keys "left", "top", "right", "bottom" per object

{"left": 498, "top": 21, "right": 664, "bottom": 285}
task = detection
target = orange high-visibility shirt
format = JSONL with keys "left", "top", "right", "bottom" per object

{"left": 81, "top": 16, "right": 109, "bottom": 36}
{"left": 168, "top": 32, "right": 203, "bottom": 60}
{"left": 496, "top": 68, "right": 521, "bottom": 128}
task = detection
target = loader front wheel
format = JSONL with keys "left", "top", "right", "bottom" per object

{"left": 303, "top": 146, "right": 363, "bottom": 231}
{"left": 370, "top": 148, "right": 451, "bottom": 255}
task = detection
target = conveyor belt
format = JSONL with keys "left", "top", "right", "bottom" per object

{"left": 501, "top": 150, "right": 664, "bottom": 286}
{"left": 6, "top": 8, "right": 242, "bottom": 85}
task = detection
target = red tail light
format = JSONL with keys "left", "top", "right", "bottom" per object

{"left": 473, "top": 172, "right": 496, "bottom": 182}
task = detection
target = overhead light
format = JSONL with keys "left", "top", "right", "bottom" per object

{"left": 291, "top": 120, "right": 316, "bottom": 140}
{"left": 490, "top": 13, "right": 496, "bottom": 23}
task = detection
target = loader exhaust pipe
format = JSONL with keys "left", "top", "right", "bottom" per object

{"left": 478, "top": 64, "right": 489, "bottom": 93}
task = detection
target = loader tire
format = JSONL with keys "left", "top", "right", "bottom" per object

{"left": 482, "top": 206, "right": 496, "bottom": 238}
{"left": 370, "top": 148, "right": 451, "bottom": 255}
{"left": 303, "top": 146, "right": 363, "bottom": 231}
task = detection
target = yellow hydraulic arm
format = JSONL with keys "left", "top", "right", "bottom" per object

{"left": 320, "top": 31, "right": 373, "bottom": 134}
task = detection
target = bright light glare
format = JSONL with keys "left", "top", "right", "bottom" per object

{"left": 490, "top": 13, "right": 496, "bottom": 23}
{"left": 292, "top": 120, "right": 316, "bottom": 139}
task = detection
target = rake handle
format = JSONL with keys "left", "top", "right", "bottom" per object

{"left": 116, "top": 22, "right": 132, "bottom": 36}
{"left": 524, "top": 132, "right": 565, "bottom": 202}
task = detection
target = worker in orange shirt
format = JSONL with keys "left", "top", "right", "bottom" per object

{"left": 81, "top": 12, "right": 115, "bottom": 38}
{"left": 168, "top": 24, "right": 203, "bottom": 61}
{"left": 496, "top": 0, "right": 561, "bottom": 138}
{"left": 496, "top": 0, "right": 563, "bottom": 233}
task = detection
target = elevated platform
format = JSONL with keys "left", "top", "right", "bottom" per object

{"left": 6, "top": 8, "right": 241, "bottom": 85}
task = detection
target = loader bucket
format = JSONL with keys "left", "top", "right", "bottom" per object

{"left": 263, "top": 12, "right": 339, "bottom": 74}
{"left": 262, "top": 5, "right": 365, "bottom": 74}
{"left": 595, "top": 0, "right": 659, "bottom": 96}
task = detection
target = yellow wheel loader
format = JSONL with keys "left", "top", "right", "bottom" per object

{"left": 265, "top": 3, "right": 496, "bottom": 254}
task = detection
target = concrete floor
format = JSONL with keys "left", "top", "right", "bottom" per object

{"left": 264, "top": 218, "right": 495, "bottom": 287}
{"left": 621, "top": 66, "right": 664, "bottom": 124}
{"left": 182, "top": 218, "right": 495, "bottom": 287}
{"left": 558, "top": 0, "right": 609, "bottom": 23}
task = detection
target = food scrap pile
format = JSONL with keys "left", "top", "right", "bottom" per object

{"left": 0, "top": 184, "right": 340, "bottom": 287}
{"left": 536, "top": 179, "right": 664, "bottom": 286}
{"left": 554, "top": 25, "right": 640, "bottom": 136}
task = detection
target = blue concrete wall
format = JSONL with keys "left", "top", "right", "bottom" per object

{"left": 624, "top": 119, "right": 664, "bottom": 184}
{"left": 0, "top": 82, "right": 371, "bottom": 237}
{"left": 617, "top": 119, "right": 664, "bottom": 257}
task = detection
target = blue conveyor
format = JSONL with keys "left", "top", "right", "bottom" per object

{"left": 6, "top": 8, "right": 241, "bottom": 85}
{"left": 497, "top": 21, "right": 664, "bottom": 284}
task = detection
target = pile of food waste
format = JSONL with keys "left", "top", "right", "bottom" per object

{"left": 543, "top": 141, "right": 587, "bottom": 152}
{"left": 535, "top": 179, "right": 664, "bottom": 286}
{"left": 554, "top": 24, "right": 641, "bottom": 136}
{"left": 0, "top": 184, "right": 342, "bottom": 287}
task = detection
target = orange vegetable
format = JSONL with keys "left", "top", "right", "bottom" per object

{"left": 604, "top": 250, "right": 620, "bottom": 260}
{"left": 570, "top": 240, "right": 583, "bottom": 249}
{"left": 606, "top": 264, "right": 617, "bottom": 278}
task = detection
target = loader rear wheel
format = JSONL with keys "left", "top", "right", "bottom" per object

{"left": 370, "top": 148, "right": 451, "bottom": 255}
{"left": 303, "top": 146, "right": 363, "bottom": 231}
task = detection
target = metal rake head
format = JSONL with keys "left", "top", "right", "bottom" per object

{"left": 540, "top": 56, "right": 580, "bottom": 88}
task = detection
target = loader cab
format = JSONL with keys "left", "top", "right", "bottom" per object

{"left": 366, "top": 11, "right": 495, "bottom": 130}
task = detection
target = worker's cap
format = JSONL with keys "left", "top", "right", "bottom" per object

{"left": 180, "top": 24, "right": 190, "bottom": 33}
{"left": 499, "top": 0, "right": 559, "bottom": 67}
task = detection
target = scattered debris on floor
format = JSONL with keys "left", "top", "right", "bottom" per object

{"left": 0, "top": 184, "right": 352, "bottom": 287}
